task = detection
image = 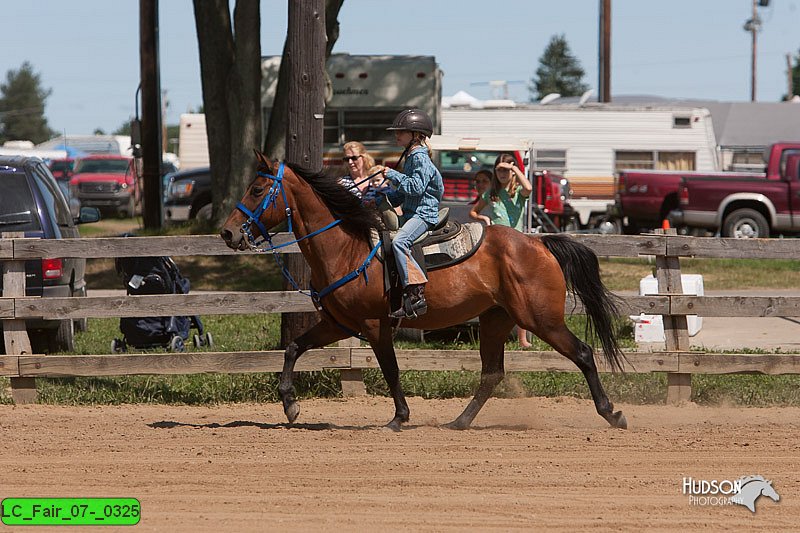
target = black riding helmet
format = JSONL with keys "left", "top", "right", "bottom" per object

{"left": 386, "top": 108, "right": 433, "bottom": 138}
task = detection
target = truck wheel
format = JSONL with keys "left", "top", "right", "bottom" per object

{"left": 47, "top": 319, "right": 75, "bottom": 353}
{"left": 195, "top": 203, "right": 212, "bottom": 220}
{"left": 722, "top": 208, "right": 769, "bottom": 239}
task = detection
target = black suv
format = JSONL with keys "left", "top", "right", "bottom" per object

{"left": 0, "top": 156, "right": 100, "bottom": 353}
{"left": 164, "top": 167, "right": 212, "bottom": 222}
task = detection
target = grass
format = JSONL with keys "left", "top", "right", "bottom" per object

{"left": 7, "top": 218, "right": 799, "bottom": 408}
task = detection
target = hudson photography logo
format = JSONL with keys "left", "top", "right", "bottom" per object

{"left": 682, "top": 475, "right": 780, "bottom": 513}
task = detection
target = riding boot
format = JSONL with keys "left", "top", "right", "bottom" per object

{"left": 389, "top": 284, "right": 428, "bottom": 319}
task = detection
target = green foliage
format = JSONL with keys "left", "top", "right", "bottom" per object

{"left": 0, "top": 61, "right": 55, "bottom": 144}
{"left": 530, "top": 34, "right": 588, "bottom": 101}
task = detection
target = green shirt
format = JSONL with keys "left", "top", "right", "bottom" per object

{"left": 481, "top": 185, "right": 527, "bottom": 231}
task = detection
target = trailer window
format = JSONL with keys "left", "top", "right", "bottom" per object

{"left": 615, "top": 151, "right": 695, "bottom": 171}
{"left": 657, "top": 152, "right": 695, "bottom": 171}
{"left": 615, "top": 151, "right": 654, "bottom": 170}
{"left": 728, "top": 149, "right": 765, "bottom": 172}
{"left": 534, "top": 150, "right": 566, "bottom": 174}
{"left": 339, "top": 110, "right": 398, "bottom": 145}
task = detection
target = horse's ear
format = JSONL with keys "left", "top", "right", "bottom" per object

{"left": 253, "top": 150, "right": 273, "bottom": 170}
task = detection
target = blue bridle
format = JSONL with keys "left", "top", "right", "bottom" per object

{"left": 235, "top": 162, "right": 382, "bottom": 340}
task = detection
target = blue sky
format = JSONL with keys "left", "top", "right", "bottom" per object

{"left": 1, "top": 0, "right": 798, "bottom": 136}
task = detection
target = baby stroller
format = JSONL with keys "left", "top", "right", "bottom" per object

{"left": 111, "top": 255, "right": 213, "bottom": 353}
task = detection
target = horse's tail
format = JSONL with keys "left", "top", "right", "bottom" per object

{"left": 539, "top": 234, "right": 626, "bottom": 372}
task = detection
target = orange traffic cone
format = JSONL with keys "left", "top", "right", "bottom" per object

{"left": 662, "top": 219, "right": 671, "bottom": 230}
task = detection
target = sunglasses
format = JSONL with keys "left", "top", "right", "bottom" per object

{"left": 343, "top": 155, "right": 362, "bottom": 162}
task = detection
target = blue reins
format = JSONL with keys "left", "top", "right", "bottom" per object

{"left": 236, "top": 162, "right": 381, "bottom": 339}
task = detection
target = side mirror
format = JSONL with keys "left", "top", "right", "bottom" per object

{"left": 75, "top": 206, "right": 101, "bottom": 224}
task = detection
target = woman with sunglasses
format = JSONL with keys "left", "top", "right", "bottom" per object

{"left": 339, "top": 141, "right": 376, "bottom": 198}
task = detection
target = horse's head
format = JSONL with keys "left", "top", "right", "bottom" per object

{"left": 220, "top": 153, "right": 290, "bottom": 250}
{"left": 761, "top": 480, "right": 780, "bottom": 502}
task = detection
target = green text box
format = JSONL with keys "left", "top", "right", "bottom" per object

{"left": 1, "top": 498, "right": 140, "bottom": 526}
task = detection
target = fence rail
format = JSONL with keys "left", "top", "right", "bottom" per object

{"left": 3, "top": 231, "right": 800, "bottom": 405}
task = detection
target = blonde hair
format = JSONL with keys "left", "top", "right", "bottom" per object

{"left": 411, "top": 131, "right": 432, "bottom": 157}
{"left": 489, "top": 153, "right": 519, "bottom": 202}
{"left": 342, "top": 141, "right": 376, "bottom": 170}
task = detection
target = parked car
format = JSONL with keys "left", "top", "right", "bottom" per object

{"left": 69, "top": 154, "right": 137, "bottom": 217}
{"left": 0, "top": 155, "right": 101, "bottom": 353}
{"left": 670, "top": 152, "right": 800, "bottom": 238}
{"left": 615, "top": 141, "right": 800, "bottom": 233}
{"left": 164, "top": 166, "right": 212, "bottom": 222}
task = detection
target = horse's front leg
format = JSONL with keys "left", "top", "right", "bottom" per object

{"left": 364, "top": 319, "right": 409, "bottom": 431}
{"left": 280, "top": 318, "right": 349, "bottom": 423}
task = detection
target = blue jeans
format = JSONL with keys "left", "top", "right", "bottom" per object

{"left": 392, "top": 215, "right": 431, "bottom": 287}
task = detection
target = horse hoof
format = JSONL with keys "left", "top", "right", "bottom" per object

{"left": 385, "top": 419, "right": 403, "bottom": 432}
{"left": 610, "top": 411, "right": 628, "bottom": 430}
{"left": 284, "top": 402, "right": 300, "bottom": 423}
{"left": 443, "top": 419, "right": 469, "bottom": 430}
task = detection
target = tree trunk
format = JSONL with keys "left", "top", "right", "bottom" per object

{"left": 193, "top": 0, "right": 261, "bottom": 226}
{"left": 263, "top": 0, "right": 344, "bottom": 159}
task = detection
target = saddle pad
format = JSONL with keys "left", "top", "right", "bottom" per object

{"left": 370, "top": 221, "right": 485, "bottom": 270}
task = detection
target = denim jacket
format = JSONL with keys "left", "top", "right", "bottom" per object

{"left": 384, "top": 146, "right": 444, "bottom": 225}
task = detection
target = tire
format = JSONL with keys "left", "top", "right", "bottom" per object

{"left": 192, "top": 334, "right": 201, "bottom": 348}
{"left": 111, "top": 338, "right": 127, "bottom": 354}
{"left": 395, "top": 327, "right": 424, "bottom": 343}
{"left": 722, "top": 208, "right": 769, "bottom": 239}
{"left": 47, "top": 319, "right": 75, "bottom": 353}
{"left": 74, "top": 286, "right": 88, "bottom": 332}
{"left": 195, "top": 203, "right": 213, "bottom": 220}
{"left": 204, "top": 332, "right": 214, "bottom": 348}
{"left": 169, "top": 336, "right": 186, "bottom": 353}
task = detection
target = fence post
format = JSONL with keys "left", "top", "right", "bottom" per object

{"left": 1, "top": 232, "right": 37, "bottom": 403}
{"left": 655, "top": 229, "right": 691, "bottom": 404}
{"left": 338, "top": 337, "right": 366, "bottom": 397}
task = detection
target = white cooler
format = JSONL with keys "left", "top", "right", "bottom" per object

{"left": 631, "top": 274, "right": 703, "bottom": 343}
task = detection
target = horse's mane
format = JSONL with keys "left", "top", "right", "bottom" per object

{"left": 739, "top": 475, "right": 767, "bottom": 486}
{"left": 285, "top": 163, "right": 384, "bottom": 242}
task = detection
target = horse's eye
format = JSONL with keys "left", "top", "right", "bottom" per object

{"left": 251, "top": 185, "right": 265, "bottom": 196}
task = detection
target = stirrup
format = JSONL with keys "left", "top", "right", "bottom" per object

{"left": 389, "top": 295, "right": 428, "bottom": 319}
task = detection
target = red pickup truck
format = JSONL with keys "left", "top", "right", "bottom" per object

{"left": 670, "top": 151, "right": 800, "bottom": 238}
{"left": 615, "top": 142, "right": 800, "bottom": 233}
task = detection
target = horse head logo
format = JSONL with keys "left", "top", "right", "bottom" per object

{"left": 731, "top": 475, "right": 780, "bottom": 513}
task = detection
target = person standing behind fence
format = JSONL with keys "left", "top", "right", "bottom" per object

{"left": 469, "top": 153, "right": 534, "bottom": 347}
{"left": 339, "top": 141, "right": 376, "bottom": 198}
{"left": 469, "top": 169, "right": 492, "bottom": 205}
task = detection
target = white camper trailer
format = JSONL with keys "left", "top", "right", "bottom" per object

{"left": 442, "top": 104, "right": 719, "bottom": 227}
{"left": 177, "top": 113, "right": 210, "bottom": 171}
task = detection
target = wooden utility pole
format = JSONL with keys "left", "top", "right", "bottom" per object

{"left": 598, "top": 0, "right": 611, "bottom": 103}
{"left": 750, "top": 0, "right": 758, "bottom": 102}
{"left": 281, "top": 0, "right": 326, "bottom": 346}
{"left": 285, "top": 0, "right": 325, "bottom": 173}
{"left": 140, "top": 0, "right": 164, "bottom": 229}
{"left": 787, "top": 53, "right": 794, "bottom": 100}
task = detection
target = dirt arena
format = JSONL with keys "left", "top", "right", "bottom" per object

{"left": 0, "top": 396, "right": 797, "bottom": 531}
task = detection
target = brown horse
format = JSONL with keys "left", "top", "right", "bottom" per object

{"left": 220, "top": 155, "right": 627, "bottom": 431}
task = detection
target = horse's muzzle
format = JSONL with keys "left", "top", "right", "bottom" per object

{"left": 220, "top": 228, "right": 247, "bottom": 251}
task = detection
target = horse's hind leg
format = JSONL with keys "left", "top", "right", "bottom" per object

{"left": 535, "top": 323, "right": 627, "bottom": 429}
{"left": 280, "top": 319, "right": 349, "bottom": 423}
{"left": 446, "top": 307, "right": 515, "bottom": 430}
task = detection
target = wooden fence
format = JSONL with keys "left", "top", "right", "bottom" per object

{"left": 3, "top": 230, "right": 800, "bottom": 406}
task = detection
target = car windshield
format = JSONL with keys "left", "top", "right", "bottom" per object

{"left": 49, "top": 160, "right": 74, "bottom": 173}
{"left": 0, "top": 170, "right": 41, "bottom": 231}
{"left": 74, "top": 159, "right": 130, "bottom": 174}
{"left": 438, "top": 150, "right": 499, "bottom": 172}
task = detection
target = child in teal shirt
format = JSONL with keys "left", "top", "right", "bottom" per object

{"left": 469, "top": 153, "right": 534, "bottom": 346}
